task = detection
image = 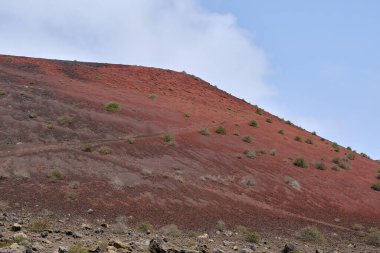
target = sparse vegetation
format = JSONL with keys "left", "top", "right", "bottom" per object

{"left": 361, "top": 152, "right": 371, "bottom": 159}
{"left": 0, "top": 200, "right": 9, "bottom": 211}
{"left": 0, "top": 90, "right": 6, "bottom": 96}
{"left": 148, "top": 93, "right": 157, "bottom": 100}
{"left": 246, "top": 231, "right": 261, "bottom": 243}
{"left": 57, "top": 116, "right": 73, "bottom": 125}
{"left": 332, "top": 157, "right": 351, "bottom": 170}
{"left": 255, "top": 149, "right": 266, "bottom": 156}
{"left": 126, "top": 137, "right": 135, "bottom": 144}
{"left": 68, "top": 243, "right": 88, "bottom": 253}
{"left": 371, "top": 183, "right": 380, "bottom": 191}
{"left": 183, "top": 112, "right": 190, "bottom": 118}
{"left": 244, "top": 149, "right": 256, "bottom": 159}
{"left": 352, "top": 223, "right": 364, "bottom": 231}
{"left": 240, "top": 175, "right": 256, "bottom": 186}
{"left": 331, "top": 166, "right": 339, "bottom": 172}
{"left": 160, "top": 224, "right": 182, "bottom": 237}
{"left": 346, "top": 153, "right": 356, "bottom": 160}
{"left": 293, "top": 157, "right": 308, "bottom": 168}
{"left": 313, "top": 161, "right": 326, "bottom": 170}
{"left": 81, "top": 143, "right": 92, "bottom": 152}
{"left": 366, "top": 228, "right": 380, "bottom": 247}
{"left": 256, "top": 108, "right": 264, "bottom": 115}
{"left": 305, "top": 138, "right": 313, "bottom": 145}
{"left": 29, "top": 219, "right": 51, "bottom": 232}
{"left": 46, "top": 123, "right": 54, "bottom": 130}
{"left": 294, "top": 136, "right": 302, "bottom": 142}
{"left": 48, "top": 169, "right": 64, "bottom": 181}
{"left": 65, "top": 189, "right": 78, "bottom": 201}
{"left": 265, "top": 118, "right": 272, "bottom": 123}
{"left": 248, "top": 120, "right": 259, "bottom": 128}
{"left": 299, "top": 226, "right": 325, "bottom": 243}
{"left": 216, "top": 220, "right": 226, "bottom": 231}
{"left": 95, "top": 76, "right": 101, "bottom": 80}
{"left": 242, "top": 135, "right": 253, "bottom": 143}
{"left": 163, "top": 133, "right": 176, "bottom": 145}
{"left": 98, "top": 146, "right": 112, "bottom": 155}
{"left": 215, "top": 126, "right": 226, "bottom": 135}
{"left": 278, "top": 129, "right": 284, "bottom": 135}
{"left": 332, "top": 142, "right": 340, "bottom": 152}
{"left": 199, "top": 128, "right": 210, "bottom": 136}
{"left": 270, "top": 149, "right": 277, "bottom": 156}
{"left": 138, "top": 221, "right": 154, "bottom": 233}
{"left": 105, "top": 102, "right": 121, "bottom": 112}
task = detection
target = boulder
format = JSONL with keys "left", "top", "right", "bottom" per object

{"left": 283, "top": 244, "right": 296, "bottom": 253}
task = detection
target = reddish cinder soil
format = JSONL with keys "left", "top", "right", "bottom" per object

{"left": 0, "top": 54, "right": 379, "bottom": 234}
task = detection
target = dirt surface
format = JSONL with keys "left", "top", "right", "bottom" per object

{"left": 0, "top": 55, "right": 379, "bottom": 246}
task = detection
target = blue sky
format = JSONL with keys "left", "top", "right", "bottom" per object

{"left": 0, "top": 1, "right": 379, "bottom": 158}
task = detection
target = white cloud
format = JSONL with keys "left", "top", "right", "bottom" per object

{"left": 0, "top": 0, "right": 273, "bottom": 105}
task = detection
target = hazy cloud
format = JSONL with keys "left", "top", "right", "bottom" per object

{"left": 0, "top": 0, "right": 273, "bottom": 105}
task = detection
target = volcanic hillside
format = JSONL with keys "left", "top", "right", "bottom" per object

{"left": 0, "top": 55, "right": 379, "bottom": 233}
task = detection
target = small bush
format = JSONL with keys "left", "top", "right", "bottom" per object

{"left": 48, "top": 169, "right": 64, "bottom": 181}
{"left": 216, "top": 220, "right": 226, "bottom": 231}
{"left": 248, "top": 120, "right": 259, "bottom": 128}
{"left": 46, "top": 123, "right": 54, "bottom": 130}
{"left": 199, "top": 128, "right": 210, "bottom": 136}
{"left": 163, "top": 133, "right": 176, "bottom": 145}
{"left": 377, "top": 174, "right": 380, "bottom": 179}
{"left": 278, "top": 129, "right": 284, "bottom": 135}
{"left": 57, "top": 116, "right": 73, "bottom": 125}
{"left": 0, "top": 90, "right": 6, "bottom": 96}
{"left": 366, "top": 228, "right": 380, "bottom": 247}
{"left": 183, "top": 112, "right": 190, "bottom": 118}
{"left": 255, "top": 149, "right": 266, "bottom": 156}
{"left": 352, "top": 224, "right": 364, "bottom": 231}
{"left": 68, "top": 243, "right": 87, "bottom": 253}
{"left": 270, "top": 149, "right": 277, "bottom": 156}
{"left": 294, "top": 136, "right": 302, "bottom": 142}
{"left": 371, "top": 183, "right": 380, "bottom": 191}
{"left": 65, "top": 189, "right": 77, "bottom": 201}
{"left": 256, "top": 108, "right": 264, "bottom": 115}
{"left": 105, "top": 102, "right": 120, "bottom": 112}
{"left": 361, "top": 153, "right": 371, "bottom": 159}
{"left": 148, "top": 93, "right": 157, "bottom": 100}
{"left": 299, "top": 226, "right": 325, "bottom": 243}
{"left": 244, "top": 150, "right": 256, "bottom": 159}
{"left": 0, "top": 200, "right": 9, "bottom": 211}
{"left": 138, "top": 221, "right": 153, "bottom": 233}
{"left": 293, "top": 157, "right": 308, "bottom": 168}
{"left": 312, "top": 131, "right": 317, "bottom": 135}
{"left": 331, "top": 166, "right": 339, "bottom": 172}
{"left": 98, "top": 146, "right": 112, "bottom": 155}
{"left": 346, "top": 153, "right": 356, "bottom": 160}
{"left": 332, "top": 157, "right": 351, "bottom": 170}
{"left": 242, "top": 135, "right": 253, "bottom": 143}
{"left": 81, "top": 143, "right": 92, "bottom": 152}
{"left": 265, "top": 118, "right": 272, "bottom": 123}
{"left": 286, "top": 120, "right": 292, "bottom": 125}
{"left": 29, "top": 219, "right": 51, "bottom": 232}
{"left": 332, "top": 142, "right": 340, "bottom": 152}
{"left": 305, "top": 138, "right": 313, "bottom": 145}
{"left": 347, "top": 146, "right": 352, "bottom": 151}
{"left": 313, "top": 161, "right": 326, "bottom": 170}
{"left": 215, "top": 126, "right": 226, "bottom": 135}
{"left": 246, "top": 231, "right": 261, "bottom": 243}
{"left": 160, "top": 224, "right": 182, "bottom": 237}
{"left": 95, "top": 76, "right": 101, "bottom": 80}
{"left": 126, "top": 137, "right": 135, "bottom": 144}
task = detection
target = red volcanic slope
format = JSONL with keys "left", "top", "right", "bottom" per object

{"left": 0, "top": 55, "right": 379, "bottom": 232}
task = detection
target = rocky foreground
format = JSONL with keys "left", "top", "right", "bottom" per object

{"left": 0, "top": 209, "right": 379, "bottom": 253}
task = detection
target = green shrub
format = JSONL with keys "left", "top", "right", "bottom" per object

{"left": 371, "top": 183, "right": 380, "bottom": 191}
{"left": 294, "top": 136, "right": 302, "bottom": 142}
{"left": 244, "top": 150, "right": 256, "bottom": 159}
{"left": 332, "top": 142, "right": 340, "bottom": 152}
{"left": 246, "top": 231, "right": 261, "bottom": 243}
{"left": 248, "top": 120, "right": 259, "bottom": 128}
{"left": 313, "top": 161, "right": 326, "bottom": 170}
{"left": 105, "top": 102, "right": 120, "bottom": 112}
{"left": 361, "top": 153, "right": 371, "bottom": 159}
{"left": 98, "top": 146, "right": 112, "bottom": 155}
{"left": 293, "top": 157, "right": 308, "bottom": 168}
{"left": 148, "top": 93, "right": 157, "bottom": 100}
{"left": 0, "top": 90, "right": 6, "bottom": 96}
{"left": 95, "top": 76, "right": 101, "bottom": 80}
{"left": 81, "top": 143, "right": 92, "bottom": 152}
{"left": 48, "top": 169, "right": 64, "bottom": 181}
{"left": 265, "top": 118, "right": 272, "bottom": 123}
{"left": 305, "top": 138, "right": 313, "bottom": 145}
{"left": 347, "top": 146, "right": 352, "bottom": 151}
{"left": 29, "top": 219, "right": 51, "bottom": 232}
{"left": 68, "top": 243, "right": 88, "bottom": 253}
{"left": 352, "top": 223, "right": 364, "bottom": 231}
{"left": 299, "top": 226, "right": 325, "bottom": 243}
{"left": 242, "top": 135, "right": 253, "bottom": 143}
{"left": 138, "top": 221, "right": 153, "bottom": 233}
{"left": 366, "top": 228, "right": 380, "bottom": 247}
{"left": 216, "top": 220, "right": 226, "bottom": 231}
{"left": 199, "top": 128, "right": 210, "bottom": 136}
{"left": 332, "top": 157, "right": 351, "bottom": 170}
{"left": 278, "top": 129, "right": 284, "bottom": 135}
{"left": 256, "top": 108, "right": 264, "bottom": 115}
{"left": 215, "top": 126, "right": 226, "bottom": 135}
{"left": 286, "top": 120, "right": 292, "bottom": 125}
{"left": 163, "top": 133, "right": 176, "bottom": 144}
{"left": 57, "top": 116, "right": 73, "bottom": 125}
{"left": 346, "top": 153, "right": 356, "bottom": 160}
